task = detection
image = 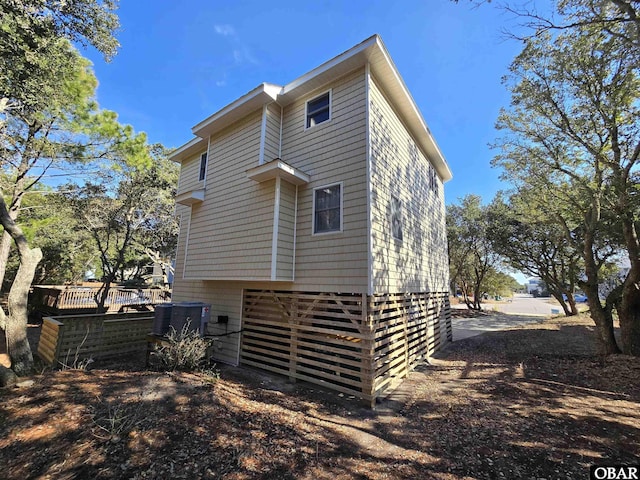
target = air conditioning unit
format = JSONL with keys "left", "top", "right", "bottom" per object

{"left": 152, "top": 303, "right": 174, "bottom": 335}
{"left": 170, "top": 302, "right": 211, "bottom": 335}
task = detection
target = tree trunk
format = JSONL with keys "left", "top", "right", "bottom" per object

{"left": 94, "top": 273, "right": 115, "bottom": 314}
{"left": 618, "top": 281, "right": 640, "bottom": 355}
{"left": 0, "top": 231, "right": 13, "bottom": 289}
{"left": 618, "top": 218, "right": 640, "bottom": 355}
{"left": 2, "top": 246, "right": 42, "bottom": 374}
{"left": 583, "top": 229, "right": 620, "bottom": 354}
{"left": 550, "top": 292, "right": 574, "bottom": 316}
{"left": 0, "top": 194, "right": 42, "bottom": 375}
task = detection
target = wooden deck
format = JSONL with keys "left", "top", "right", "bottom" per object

{"left": 31, "top": 285, "right": 171, "bottom": 314}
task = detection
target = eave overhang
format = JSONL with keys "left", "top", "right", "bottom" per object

{"left": 192, "top": 83, "right": 282, "bottom": 138}
{"left": 246, "top": 159, "right": 310, "bottom": 186}
{"left": 173, "top": 34, "right": 452, "bottom": 182}
{"left": 169, "top": 137, "right": 206, "bottom": 163}
{"left": 175, "top": 189, "right": 205, "bottom": 205}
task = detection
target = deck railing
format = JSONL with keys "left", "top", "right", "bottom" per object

{"left": 32, "top": 286, "right": 171, "bottom": 313}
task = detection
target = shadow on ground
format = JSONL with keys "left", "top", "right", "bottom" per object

{"left": 1, "top": 316, "right": 638, "bottom": 479}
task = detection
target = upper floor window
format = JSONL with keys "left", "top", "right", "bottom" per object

{"left": 306, "top": 91, "right": 331, "bottom": 129}
{"left": 428, "top": 164, "right": 439, "bottom": 194}
{"left": 313, "top": 183, "right": 342, "bottom": 234}
{"left": 199, "top": 152, "right": 207, "bottom": 181}
{"left": 391, "top": 195, "right": 403, "bottom": 241}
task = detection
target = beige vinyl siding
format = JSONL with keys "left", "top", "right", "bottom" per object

{"left": 172, "top": 279, "right": 320, "bottom": 365}
{"left": 174, "top": 204, "right": 191, "bottom": 280}
{"left": 176, "top": 151, "right": 206, "bottom": 195}
{"left": 264, "top": 102, "right": 281, "bottom": 161}
{"left": 276, "top": 181, "right": 296, "bottom": 280}
{"left": 369, "top": 74, "right": 449, "bottom": 293}
{"left": 184, "top": 110, "right": 275, "bottom": 280}
{"left": 171, "top": 280, "right": 244, "bottom": 365}
{"left": 280, "top": 68, "right": 369, "bottom": 293}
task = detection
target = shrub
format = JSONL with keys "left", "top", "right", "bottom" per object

{"left": 154, "top": 319, "right": 211, "bottom": 371}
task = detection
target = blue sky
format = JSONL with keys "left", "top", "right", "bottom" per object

{"left": 83, "top": 0, "right": 539, "bottom": 206}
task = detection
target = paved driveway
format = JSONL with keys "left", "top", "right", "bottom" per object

{"left": 451, "top": 293, "right": 554, "bottom": 341}
{"left": 451, "top": 313, "right": 546, "bottom": 341}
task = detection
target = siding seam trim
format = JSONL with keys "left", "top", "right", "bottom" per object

{"left": 259, "top": 104, "right": 268, "bottom": 165}
{"left": 271, "top": 176, "right": 281, "bottom": 280}
{"left": 279, "top": 105, "right": 283, "bottom": 158}
{"left": 237, "top": 288, "right": 243, "bottom": 366}
{"left": 365, "top": 63, "right": 373, "bottom": 296}
{"left": 183, "top": 209, "right": 192, "bottom": 279}
{"left": 292, "top": 185, "right": 298, "bottom": 281}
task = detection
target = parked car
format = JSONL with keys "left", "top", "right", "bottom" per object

{"left": 562, "top": 293, "right": 588, "bottom": 303}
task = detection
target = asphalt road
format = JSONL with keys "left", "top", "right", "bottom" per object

{"left": 450, "top": 293, "right": 560, "bottom": 341}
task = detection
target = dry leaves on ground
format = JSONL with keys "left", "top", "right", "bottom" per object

{"left": 0, "top": 314, "right": 639, "bottom": 479}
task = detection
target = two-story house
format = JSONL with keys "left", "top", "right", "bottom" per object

{"left": 170, "top": 35, "right": 453, "bottom": 406}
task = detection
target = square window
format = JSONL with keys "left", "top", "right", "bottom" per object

{"left": 199, "top": 152, "right": 207, "bottom": 181}
{"left": 306, "top": 91, "right": 331, "bottom": 129}
{"left": 314, "top": 183, "right": 341, "bottom": 234}
{"left": 391, "top": 195, "right": 403, "bottom": 241}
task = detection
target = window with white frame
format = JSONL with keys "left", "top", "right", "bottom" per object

{"left": 306, "top": 91, "right": 331, "bottom": 129}
{"left": 391, "top": 195, "right": 403, "bottom": 241}
{"left": 313, "top": 183, "right": 341, "bottom": 234}
{"left": 199, "top": 152, "right": 207, "bottom": 181}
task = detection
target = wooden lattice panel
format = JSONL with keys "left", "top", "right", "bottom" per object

{"left": 38, "top": 313, "right": 153, "bottom": 367}
{"left": 240, "top": 290, "right": 451, "bottom": 407}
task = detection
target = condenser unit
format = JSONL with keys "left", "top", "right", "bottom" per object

{"left": 170, "top": 302, "right": 211, "bottom": 335}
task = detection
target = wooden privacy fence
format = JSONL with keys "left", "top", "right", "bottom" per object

{"left": 38, "top": 312, "right": 153, "bottom": 367}
{"left": 241, "top": 290, "right": 451, "bottom": 407}
{"left": 31, "top": 286, "right": 171, "bottom": 314}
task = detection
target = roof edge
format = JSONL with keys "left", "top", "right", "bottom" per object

{"left": 281, "top": 34, "right": 379, "bottom": 95}
{"left": 169, "top": 137, "right": 206, "bottom": 163}
{"left": 191, "top": 82, "right": 282, "bottom": 136}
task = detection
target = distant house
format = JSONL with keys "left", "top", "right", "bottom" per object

{"left": 526, "top": 278, "right": 546, "bottom": 296}
{"left": 526, "top": 279, "right": 542, "bottom": 295}
{"left": 170, "top": 35, "right": 453, "bottom": 405}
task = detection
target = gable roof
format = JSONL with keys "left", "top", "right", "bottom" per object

{"left": 170, "top": 34, "right": 452, "bottom": 182}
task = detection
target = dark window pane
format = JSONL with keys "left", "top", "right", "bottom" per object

{"left": 314, "top": 184, "right": 341, "bottom": 233}
{"left": 199, "top": 153, "right": 207, "bottom": 181}
{"left": 315, "top": 208, "right": 340, "bottom": 233}
{"left": 307, "top": 93, "right": 329, "bottom": 112}
{"left": 306, "top": 92, "right": 330, "bottom": 127}
{"left": 309, "top": 109, "right": 330, "bottom": 127}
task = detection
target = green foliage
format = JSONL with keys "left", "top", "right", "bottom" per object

{"left": 63, "top": 143, "right": 177, "bottom": 310}
{"left": 0, "top": 37, "right": 150, "bottom": 291}
{"left": 2, "top": 184, "right": 93, "bottom": 288}
{"left": 493, "top": 0, "right": 640, "bottom": 353}
{"left": 0, "top": 0, "right": 119, "bottom": 116}
{"left": 481, "top": 268, "right": 521, "bottom": 297}
{"left": 447, "top": 195, "right": 503, "bottom": 309}
{"left": 487, "top": 191, "right": 589, "bottom": 314}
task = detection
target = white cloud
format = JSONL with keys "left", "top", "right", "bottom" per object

{"left": 214, "top": 24, "right": 235, "bottom": 36}
{"left": 233, "top": 47, "right": 259, "bottom": 66}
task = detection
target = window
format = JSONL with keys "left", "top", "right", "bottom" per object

{"left": 306, "top": 91, "right": 331, "bottom": 128}
{"left": 313, "top": 183, "right": 341, "bottom": 234}
{"left": 428, "top": 164, "right": 439, "bottom": 194}
{"left": 391, "top": 195, "right": 403, "bottom": 241}
{"left": 199, "top": 152, "right": 207, "bottom": 181}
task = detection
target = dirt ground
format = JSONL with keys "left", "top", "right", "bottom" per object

{"left": 1, "top": 313, "right": 639, "bottom": 479}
